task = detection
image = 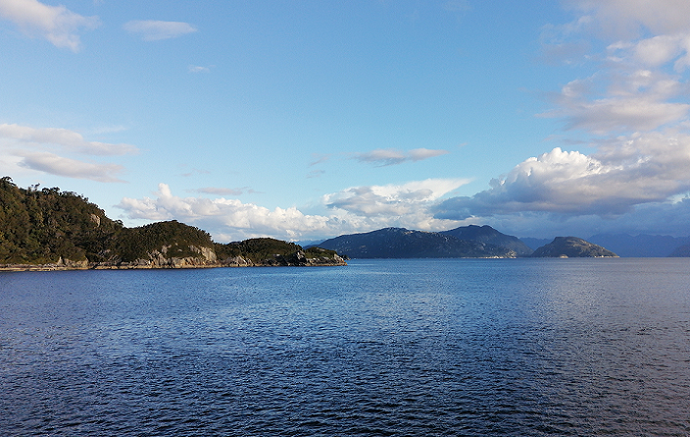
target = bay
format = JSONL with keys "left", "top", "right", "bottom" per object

{"left": 1, "top": 258, "right": 689, "bottom": 436}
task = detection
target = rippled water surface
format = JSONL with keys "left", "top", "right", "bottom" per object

{"left": 1, "top": 258, "right": 690, "bottom": 436}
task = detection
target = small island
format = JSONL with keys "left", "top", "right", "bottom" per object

{"left": 530, "top": 237, "right": 618, "bottom": 258}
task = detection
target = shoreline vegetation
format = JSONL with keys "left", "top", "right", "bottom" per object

{"left": 0, "top": 177, "right": 346, "bottom": 271}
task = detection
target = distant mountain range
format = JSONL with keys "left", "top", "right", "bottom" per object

{"left": 587, "top": 234, "right": 690, "bottom": 257}
{"left": 440, "top": 225, "right": 533, "bottom": 256}
{"left": 317, "top": 227, "right": 518, "bottom": 259}
{"left": 318, "top": 226, "right": 618, "bottom": 259}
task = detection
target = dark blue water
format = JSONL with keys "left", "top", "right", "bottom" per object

{"left": 1, "top": 258, "right": 689, "bottom": 436}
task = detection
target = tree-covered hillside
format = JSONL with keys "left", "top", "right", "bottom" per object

{"left": 0, "top": 178, "right": 344, "bottom": 268}
{"left": 0, "top": 177, "right": 120, "bottom": 264}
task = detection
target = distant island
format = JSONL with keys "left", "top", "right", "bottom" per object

{"left": 318, "top": 226, "right": 528, "bottom": 258}
{"left": 0, "top": 177, "right": 345, "bottom": 271}
{"left": 317, "top": 226, "right": 618, "bottom": 259}
{"left": 530, "top": 237, "right": 618, "bottom": 258}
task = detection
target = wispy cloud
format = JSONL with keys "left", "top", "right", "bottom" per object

{"left": 18, "top": 152, "right": 125, "bottom": 183}
{"left": 123, "top": 20, "right": 197, "bottom": 41}
{"left": 309, "top": 153, "right": 330, "bottom": 166}
{"left": 0, "top": 123, "right": 137, "bottom": 182}
{"left": 194, "top": 187, "right": 256, "bottom": 196}
{"left": 0, "top": 123, "right": 138, "bottom": 155}
{"left": 188, "top": 65, "right": 211, "bottom": 73}
{"left": 0, "top": 0, "right": 99, "bottom": 51}
{"left": 354, "top": 148, "right": 449, "bottom": 166}
{"left": 442, "top": 0, "right": 471, "bottom": 13}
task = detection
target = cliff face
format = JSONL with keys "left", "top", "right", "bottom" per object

{"left": 531, "top": 237, "right": 618, "bottom": 258}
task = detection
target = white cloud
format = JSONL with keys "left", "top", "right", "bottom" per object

{"left": 434, "top": 129, "right": 690, "bottom": 219}
{"left": 465, "top": 0, "right": 690, "bottom": 237}
{"left": 195, "top": 187, "right": 248, "bottom": 196}
{"left": 540, "top": 1, "right": 690, "bottom": 135}
{"left": 188, "top": 65, "right": 210, "bottom": 73}
{"left": 325, "top": 178, "right": 470, "bottom": 216}
{"left": 0, "top": 0, "right": 99, "bottom": 51}
{"left": 123, "top": 20, "right": 197, "bottom": 41}
{"left": 118, "top": 183, "right": 339, "bottom": 241}
{"left": 0, "top": 123, "right": 138, "bottom": 155}
{"left": 117, "top": 180, "right": 470, "bottom": 242}
{"left": 354, "top": 148, "right": 449, "bottom": 166}
{"left": 545, "top": 94, "right": 690, "bottom": 134}
{"left": 17, "top": 152, "right": 125, "bottom": 183}
{"left": 0, "top": 123, "right": 137, "bottom": 182}
{"left": 564, "top": 0, "right": 690, "bottom": 39}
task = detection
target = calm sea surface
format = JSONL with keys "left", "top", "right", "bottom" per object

{"left": 1, "top": 258, "right": 689, "bottom": 436}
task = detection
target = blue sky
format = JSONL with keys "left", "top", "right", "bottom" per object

{"left": 2, "top": 0, "right": 690, "bottom": 242}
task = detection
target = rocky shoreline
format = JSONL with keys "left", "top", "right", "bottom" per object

{"left": 0, "top": 251, "right": 347, "bottom": 272}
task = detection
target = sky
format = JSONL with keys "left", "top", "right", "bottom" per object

{"left": 2, "top": 0, "right": 690, "bottom": 243}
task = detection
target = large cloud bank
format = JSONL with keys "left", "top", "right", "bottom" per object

{"left": 434, "top": 0, "right": 690, "bottom": 237}
{"left": 118, "top": 179, "right": 468, "bottom": 242}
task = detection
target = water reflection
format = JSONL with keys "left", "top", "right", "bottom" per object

{"left": 1, "top": 259, "right": 689, "bottom": 436}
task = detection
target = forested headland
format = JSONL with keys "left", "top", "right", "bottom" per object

{"left": 0, "top": 177, "right": 345, "bottom": 270}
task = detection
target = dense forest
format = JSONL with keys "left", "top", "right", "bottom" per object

{"left": 0, "top": 177, "right": 343, "bottom": 268}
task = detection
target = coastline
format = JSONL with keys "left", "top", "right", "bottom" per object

{"left": 0, "top": 254, "right": 348, "bottom": 272}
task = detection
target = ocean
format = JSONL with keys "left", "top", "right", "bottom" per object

{"left": 1, "top": 258, "right": 689, "bottom": 436}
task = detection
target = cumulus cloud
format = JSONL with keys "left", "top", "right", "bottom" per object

{"left": 117, "top": 180, "right": 470, "bottom": 242}
{"left": 17, "top": 152, "right": 125, "bottom": 183}
{"left": 118, "top": 183, "right": 343, "bottom": 241}
{"left": 0, "top": 0, "right": 99, "bottom": 51}
{"left": 123, "top": 20, "right": 197, "bottom": 41}
{"left": 444, "top": 0, "right": 690, "bottom": 237}
{"left": 435, "top": 129, "right": 690, "bottom": 219}
{"left": 354, "top": 148, "right": 449, "bottom": 166}
{"left": 325, "top": 178, "right": 470, "bottom": 216}
{"left": 538, "top": 1, "right": 690, "bottom": 134}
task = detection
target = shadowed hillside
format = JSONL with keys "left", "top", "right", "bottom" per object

{"left": 531, "top": 237, "right": 618, "bottom": 258}
{"left": 318, "top": 227, "right": 517, "bottom": 258}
